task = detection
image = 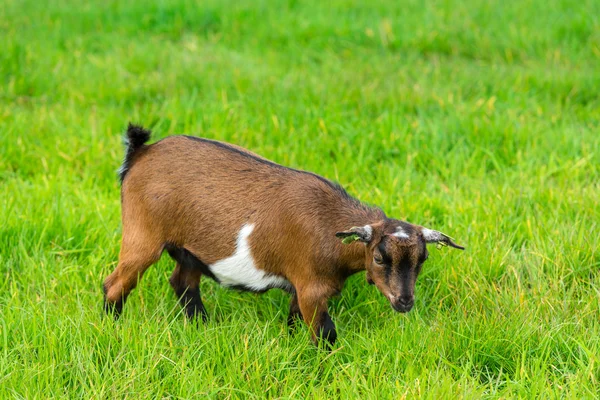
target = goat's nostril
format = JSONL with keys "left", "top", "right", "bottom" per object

{"left": 391, "top": 296, "right": 414, "bottom": 313}
{"left": 398, "top": 296, "right": 413, "bottom": 306}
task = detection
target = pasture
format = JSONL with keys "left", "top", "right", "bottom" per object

{"left": 1, "top": 0, "right": 599, "bottom": 397}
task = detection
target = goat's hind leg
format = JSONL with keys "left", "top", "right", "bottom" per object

{"left": 103, "top": 237, "right": 163, "bottom": 318}
{"left": 166, "top": 246, "right": 208, "bottom": 322}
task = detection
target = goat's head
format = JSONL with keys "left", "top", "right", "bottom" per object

{"left": 336, "top": 219, "right": 464, "bottom": 313}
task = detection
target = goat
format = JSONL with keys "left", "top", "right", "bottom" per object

{"left": 103, "top": 124, "right": 465, "bottom": 346}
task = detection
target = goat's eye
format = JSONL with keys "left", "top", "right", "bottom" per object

{"left": 373, "top": 255, "right": 384, "bottom": 265}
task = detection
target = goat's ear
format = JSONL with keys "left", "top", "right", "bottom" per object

{"left": 421, "top": 227, "right": 465, "bottom": 250}
{"left": 336, "top": 225, "right": 373, "bottom": 244}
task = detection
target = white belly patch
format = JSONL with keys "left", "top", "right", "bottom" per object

{"left": 208, "top": 224, "right": 291, "bottom": 291}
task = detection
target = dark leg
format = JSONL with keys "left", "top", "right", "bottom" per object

{"left": 287, "top": 292, "right": 302, "bottom": 331}
{"left": 296, "top": 285, "right": 337, "bottom": 347}
{"left": 319, "top": 312, "right": 337, "bottom": 346}
{"left": 169, "top": 263, "right": 207, "bottom": 322}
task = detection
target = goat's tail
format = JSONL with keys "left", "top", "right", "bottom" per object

{"left": 119, "top": 123, "right": 152, "bottom": 183}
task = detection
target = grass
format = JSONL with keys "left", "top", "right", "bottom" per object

{"left": 1, "top": 0, "right": 599, "bottom": 397}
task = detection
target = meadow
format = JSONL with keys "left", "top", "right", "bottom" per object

{"left": 1, "top": 0, "right": 599, "bottom": 397}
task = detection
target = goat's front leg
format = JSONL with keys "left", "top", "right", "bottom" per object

{"left": 287, "top": 291, "right": 302, "bottom": 331}
{"left": 296, "top": 285, "right": 337, "bottom": 347}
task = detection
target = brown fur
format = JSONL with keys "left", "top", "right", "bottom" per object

{"left": 104, "top": 130, "right": 464, "bottom": 345}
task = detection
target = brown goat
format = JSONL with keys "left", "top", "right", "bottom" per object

{"left": 103, "top": 124, "right": 464, "bottom": 346}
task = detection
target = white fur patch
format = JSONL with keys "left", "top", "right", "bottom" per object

{"left": 117, "top": 136, "right": 131, "bottom": 178}
{"left": 422, "top": 228, "right": 442, "bottom": 242}
{"left": 393, "top": 226, "right": 409, "bottom": 239}
{"left": 208, "top": 224, "right": 291, "bottom": 291}
{"left": 362, "top": 225, "right": 373, "bottom": 240}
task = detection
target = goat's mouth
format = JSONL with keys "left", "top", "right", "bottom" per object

{"left": 390, "top": 299, "right": 414, "bottom": 313}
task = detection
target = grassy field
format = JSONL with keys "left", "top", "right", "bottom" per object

{"left": 1, "top": 0, "right": 599, "bottom": 397}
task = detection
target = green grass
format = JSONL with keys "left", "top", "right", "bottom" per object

{"left": 1, "top": 0, "right": 599, "bottom": 397}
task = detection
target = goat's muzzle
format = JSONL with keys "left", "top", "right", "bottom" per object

{"left": 391, "top": 296, "right": 414, "bottom": 313}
